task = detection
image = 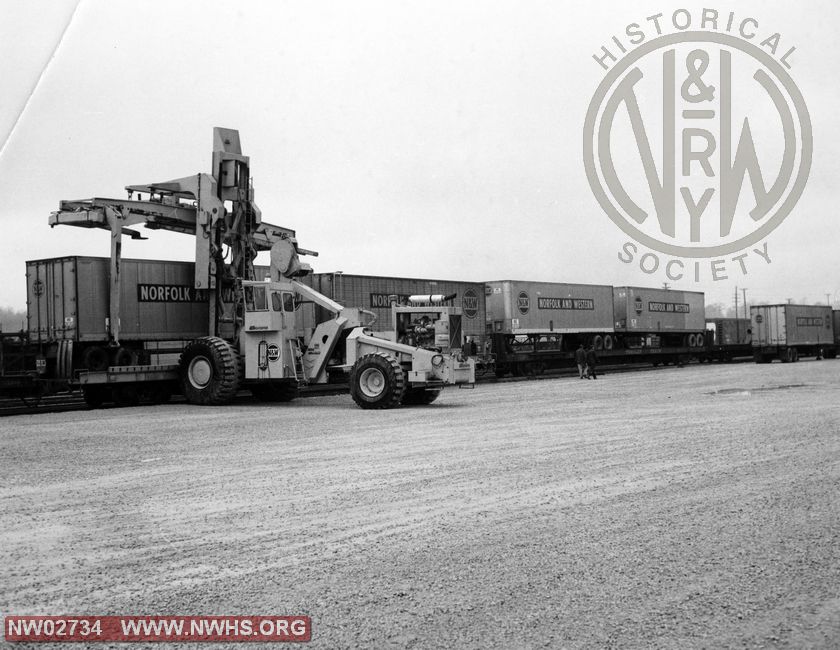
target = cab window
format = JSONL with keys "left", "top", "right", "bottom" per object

{"left": 282, "top": 292, "right": 295, "bottom": 312}
{"left": 245, "top": 285, "right": 268, "bottom": 311}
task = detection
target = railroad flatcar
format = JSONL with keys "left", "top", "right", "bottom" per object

{"left": 486, "top": 281, "right": 708, "bottom": 376}
{"left": 701, "top": 318, "right": 752, "bottom": 362}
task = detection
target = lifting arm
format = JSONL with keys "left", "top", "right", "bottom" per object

{"left": 48, "top": 128, "right": 316, "bottom": 343}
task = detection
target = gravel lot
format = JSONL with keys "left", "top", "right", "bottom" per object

{"left": 2, "top": 360, "right": 839, "bottom": 649}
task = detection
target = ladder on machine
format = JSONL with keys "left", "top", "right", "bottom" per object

{"left": 288, "top": 339, "right": 306, "bottom": 382}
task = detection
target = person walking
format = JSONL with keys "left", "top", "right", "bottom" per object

{"left": 575, "top": 343, "right": 587, "bottom": 379}
{"left": 585, "top": 345, "right": 598, "bottom": 380}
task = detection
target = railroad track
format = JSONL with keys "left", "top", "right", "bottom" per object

{"left": 0, "top": 358, "right": 751, "bottom": 417}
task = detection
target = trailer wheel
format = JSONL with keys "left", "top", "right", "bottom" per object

{"left": 251, "top": 381, "right": 299, "bottom": 403}
{"left": 350, "top": 353, "right": 405, "bottom": 409}
{"left": 82, "top": 346, "right": 109, "bottom": 371}
{"left": 695, "top": 333, "right": 705, "bottom": 347}
{"left": 179, "top": 336, "right": 241, "bottom": 405}
{"left": 603, "top": 335, "right": 614, "bottom": 350}
{"left": 782, "top": 347, "right": 798, "bottom": 363}
{"left": 112, "top": 346, "right": 139, "bottom": 367}
{"left": 593, "top": 335, "right": 604, "bottom": 350}
{"left": 401, "top": 387, "right": 441, "bottom": 405}
{"left": 688, "top": 333, "right": 697, "bottom": 347}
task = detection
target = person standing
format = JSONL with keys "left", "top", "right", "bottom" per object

{"left": 585, "top": 345, "right": 598, "bottom": 379}
{"left": 575, "top": 343, "right": 587, "bottom": 379}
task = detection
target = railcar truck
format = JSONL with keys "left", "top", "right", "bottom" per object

{"left": 48, "top": 128, "right": 474, "bottom": 408}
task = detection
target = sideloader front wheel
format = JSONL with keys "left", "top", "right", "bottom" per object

{"left": 350, "top": 352, "right": 406, "bottom": 409}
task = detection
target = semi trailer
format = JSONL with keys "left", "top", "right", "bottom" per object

{"left": 751, "top": 304, "right": 837, "bottom": 363}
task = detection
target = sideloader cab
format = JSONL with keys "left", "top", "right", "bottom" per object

{"left": 240, "top": 281, "right": 300, "bottom": 381}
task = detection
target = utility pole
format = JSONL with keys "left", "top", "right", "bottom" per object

{"left": 742, "top": 288, "right": 748, "bottom": 320}
{"left": 826, "top": 292, "right": 832, "bottom": 307}
{"left": 662, "top": 282, "right": 670, "bottom": 290}
{"left": 734, "top": 286, "right": 739, "bottom": 320}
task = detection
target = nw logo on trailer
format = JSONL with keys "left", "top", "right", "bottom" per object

{"left": 462, "top": 289, "right": 479, "bottom": 319}
{"left": 583, "top": 9, "right": 811, "bottom": 283}
{"left": 517, "top": 291, "right": 530, "bottom": 315}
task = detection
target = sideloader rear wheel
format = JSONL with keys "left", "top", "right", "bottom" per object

{"left": 350, "top": 352, "right": 406, "bottom": 409}
{"left": 179, "top": 337, "right": 241, "bottom": 405}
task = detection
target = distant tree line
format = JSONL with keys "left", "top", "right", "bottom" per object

{"left": 0, "top": 307, "right": 27, "bottom": 333}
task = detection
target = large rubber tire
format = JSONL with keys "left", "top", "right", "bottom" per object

{"left": 401, "top": 387, "right": 442, "bottom": 405}
{"left": 603, "top": 335, "right": 614, "bottom": 351}
{"left": 350, "top": 352, "right": 406, "bottom": 409}
{"left": 251, "top": 381, "right": 299, "bottom": 403}
{"left": 179, "top": 337, "right": 241, "bottom": 405}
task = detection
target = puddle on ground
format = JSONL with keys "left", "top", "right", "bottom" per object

{"left": 708, "top": 384, "right": 807, "bottom": 396}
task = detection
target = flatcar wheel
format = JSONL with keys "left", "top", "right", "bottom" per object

{"left": 113, "top": 385, "right": 139, "bottom": 407}
{"left": 82, "top": 386, "right": 107, "bottom": 408}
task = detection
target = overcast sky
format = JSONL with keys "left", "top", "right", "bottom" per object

{"left": 1, "top": 0, "right": 837, "bottom": 312}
